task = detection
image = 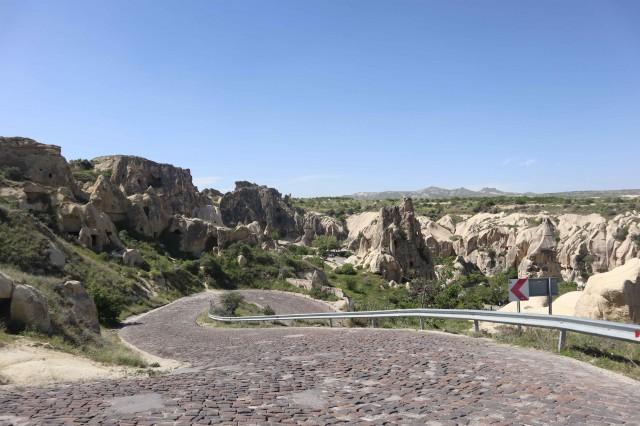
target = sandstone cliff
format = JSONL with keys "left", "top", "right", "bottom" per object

{"left": 220, "top": 181, "right": 299, "bottom": 238}
{"left": 0, "top": 137, "right": 79, "bottom": 196}
{"left": 418, "top": 211, "right": 640, "bottom": 284}
{"left": 345, "top": 198, "right": 435, "bottom": 282}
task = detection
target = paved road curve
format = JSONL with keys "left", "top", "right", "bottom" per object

{"left": 1, "top": 290, "right": 640, "bottom": 425}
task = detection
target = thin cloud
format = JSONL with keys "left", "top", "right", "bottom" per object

{"left": 520, "top": 159, "right": 536, "bottom": 167}
{"left": 501, "top": 158, "right": 514, "bottom": 166}
{"left": 193, "top": 176, "right": 223, "bottom": 188}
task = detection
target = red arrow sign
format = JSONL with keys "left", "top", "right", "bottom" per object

{"left": 510, "top": 278, "right": 529, "bottom": 301}
{"left": 635, "top": 330, "right": 640, "bottom": 338}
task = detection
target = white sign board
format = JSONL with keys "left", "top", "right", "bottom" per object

{"left": 508, "top": 278, "right": 530, "bottom": 302}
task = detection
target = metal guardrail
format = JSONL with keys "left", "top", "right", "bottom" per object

{"left": 208, "top": 308, "right": 640, "bottom": 350}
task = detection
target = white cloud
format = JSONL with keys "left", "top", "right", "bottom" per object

{"left": 501, "top": 158, "right": 514, "bottom": 166}
{"left": 520, "top": 159, "right": 536, "bottom": 167}
{"left": 193, "top": 176, "right": 223, "bottom": 188}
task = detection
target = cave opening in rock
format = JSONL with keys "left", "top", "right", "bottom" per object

{"left": 91, "top": 234, "right": 97, "bottom": 247}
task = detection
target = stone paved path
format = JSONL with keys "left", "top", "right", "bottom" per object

{"left": 1, "top": 290, "right": 640, "bottom": 425}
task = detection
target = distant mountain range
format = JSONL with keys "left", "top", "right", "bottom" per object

{"left": 347, "top": 186, "right": 640, "bottom": 200}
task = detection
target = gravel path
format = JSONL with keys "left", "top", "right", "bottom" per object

{"left": 1, "top": 290, "right": 639, "bottom": 425}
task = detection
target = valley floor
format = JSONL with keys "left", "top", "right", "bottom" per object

{"left": 0, "top": 290, "right": 639, "bottom": 424}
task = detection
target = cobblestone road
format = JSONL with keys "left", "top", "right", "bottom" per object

{"left": 1, "top": 290, "right": 640, "bottom": 425}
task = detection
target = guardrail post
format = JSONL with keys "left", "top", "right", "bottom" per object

{"left": 329, "top": 318, "right": 333, "bottom": 328}
{"left": 420, "top": 318, "right": 424, "bottom": 330}
{"left": 474, "top": 320, "right": 480, "bottom": 334}
{"left": 557, "top": 329, "right": 567, "bottom": 352}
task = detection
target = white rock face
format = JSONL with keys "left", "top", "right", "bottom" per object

{"left": 345, "top": 199, "right": 434, "bottom": 282}
{"left": 418, "top": 211, "right": 640, "bottom": 284}
{"left": 574, "top": 258, "right": 640, "bottom": 322}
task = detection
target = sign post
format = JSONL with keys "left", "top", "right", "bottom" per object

{"left": 547, "top": 277, "right": 553, "bottom": 315}
{"left": 509, "top": 277, "right": 559, "bottom": 314}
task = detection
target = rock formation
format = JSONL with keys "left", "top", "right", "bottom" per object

{"left": 55, "top": 280, "right": 100, "bottom": 333}
{"left": 418, "top": 211, "right": 640, "bottom": 284}
{"left": 122, "top": 248, "right": 146, "bottom": 268}
{"left": 0, "top": 271, "right": 13, "bottom": 299}
{"left": 10, "top": 284, "right": 51, "bottom": 333}
{"left": 220, "top": 181, "right": 299, "bottom": 239}
{"left": 0, "top": 137, "right": 79, "bottom": 195}
{"left": 297, "top": 211, "right": 346, "bottom": 246}
{"left": 574, "top": 258, "right": 640, "bottom": 322}
{"left": 345, "top": 198, "right": 435, "bottom": 281}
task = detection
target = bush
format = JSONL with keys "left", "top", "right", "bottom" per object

{"left": 311, "top": 235, "right": 340, "bottom": 256}
{"left": 201, "top": 254, "right": 233, "bottom": 288}
{"left": 263, "top": 305, "right": 276, "bottom": 316}
{"left": 2, "top": 166, "right": 24, "bottom": 181}
{"left": 335, "top": 263, "right": 357, "bottom": 275}
{"left": 87, "top": 285, "right": 126, "bottom": 325}
{"left": 181, "top": 260, "right": 200, "bottom": 275}
{"left": 345, "top": 277, "right": 360, "bottom": 293}
{"left": 70, "top": 159, "right": 94, "bottom": 170}
{"left": 310, "top": 286, "right": 336, "bottom": 301}
{"left": 216, "top": 292, "right": 245, "bottom": 316}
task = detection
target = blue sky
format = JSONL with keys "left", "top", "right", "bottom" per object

{"left": 1, "top": 1, "right": 639, "bottom": 196}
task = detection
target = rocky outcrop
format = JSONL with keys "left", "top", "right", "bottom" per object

{"left": 0, "top": 137, "right": 78, "bottom": 195}
{"left": 418, "top": 211, "right": 640, "bottom": 284}
{"left": 46, "top": 242, "right": 66, "bottom": 270}
{"left": 574, "top": 259, "right": 640, "bottom": 322}
{"left": 87, "top": 175, "right": 131, "bottom": 225}
{"left": 92, "top": 155, "right": 203, "bottom": 213}
{"left": 91, "top": 155, "right": 221, "bottom": 238}
{"left": 55, "top": 280, "right": 100, "bottom": 333}
{"left": 345, "top": 199, "right": 435, "bottom": 282}
{"left": 10, "top": 284, "right": 51, "bottom": 333}
{"left": 58, "top": 202, "right": 123, "bottom": 251}
{"left": 165, "top": 216, "right": 217, "bottom": 256}
{"left": 216, "top": 224, "right": 260, "bottom": 249}
{"left": 0, "top": 271, "right": 14, "bottom": 299}
{"left": 297, "top": 212, "right": 346, "bottom": 246}
{"left": 220, "top": 182, "right": 299, "bottom": 239}
{"left": 122, "top": 248, "right": 146, "bottom": 268}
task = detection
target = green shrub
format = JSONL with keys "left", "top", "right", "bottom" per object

{"left": 215, "top": 292, "right": 245, "bottom": 316}
{"left": 69, "top": 159, "right": 94, "bottom": 170}
{"left": 311, "top": 235, "right": 340, "bottom": 256}
{"left": 86, "top": 285, "right": 126, "bottom": 325}
{"left": 2, "top": 166, "right": 24, "bottom": 181}
{"left": 335, "top": 263, "right": 357, "bottom": 275}
{"left": 263, "top": 305, "right": 276, "bottom": 316}
{"left": 181, "top": 260, "right": 200, "bottom": 275}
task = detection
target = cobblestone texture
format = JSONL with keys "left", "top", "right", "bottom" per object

{"left": 1, "top": 290, "right": 639, "bottom": 425}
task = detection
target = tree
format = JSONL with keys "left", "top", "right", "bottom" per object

{"left": 311, "top": 235, "right": 340, "bottom": 256}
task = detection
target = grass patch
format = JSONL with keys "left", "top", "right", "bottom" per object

{"left": 491, "top": 326, "right": 640, "bottom": 380}
{"left": 19, "top": 329, "right": 147, "bottom": 368}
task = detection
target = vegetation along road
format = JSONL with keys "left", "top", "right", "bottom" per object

{"left": 1, "top": 290, "right": 639, "bottom": 425}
